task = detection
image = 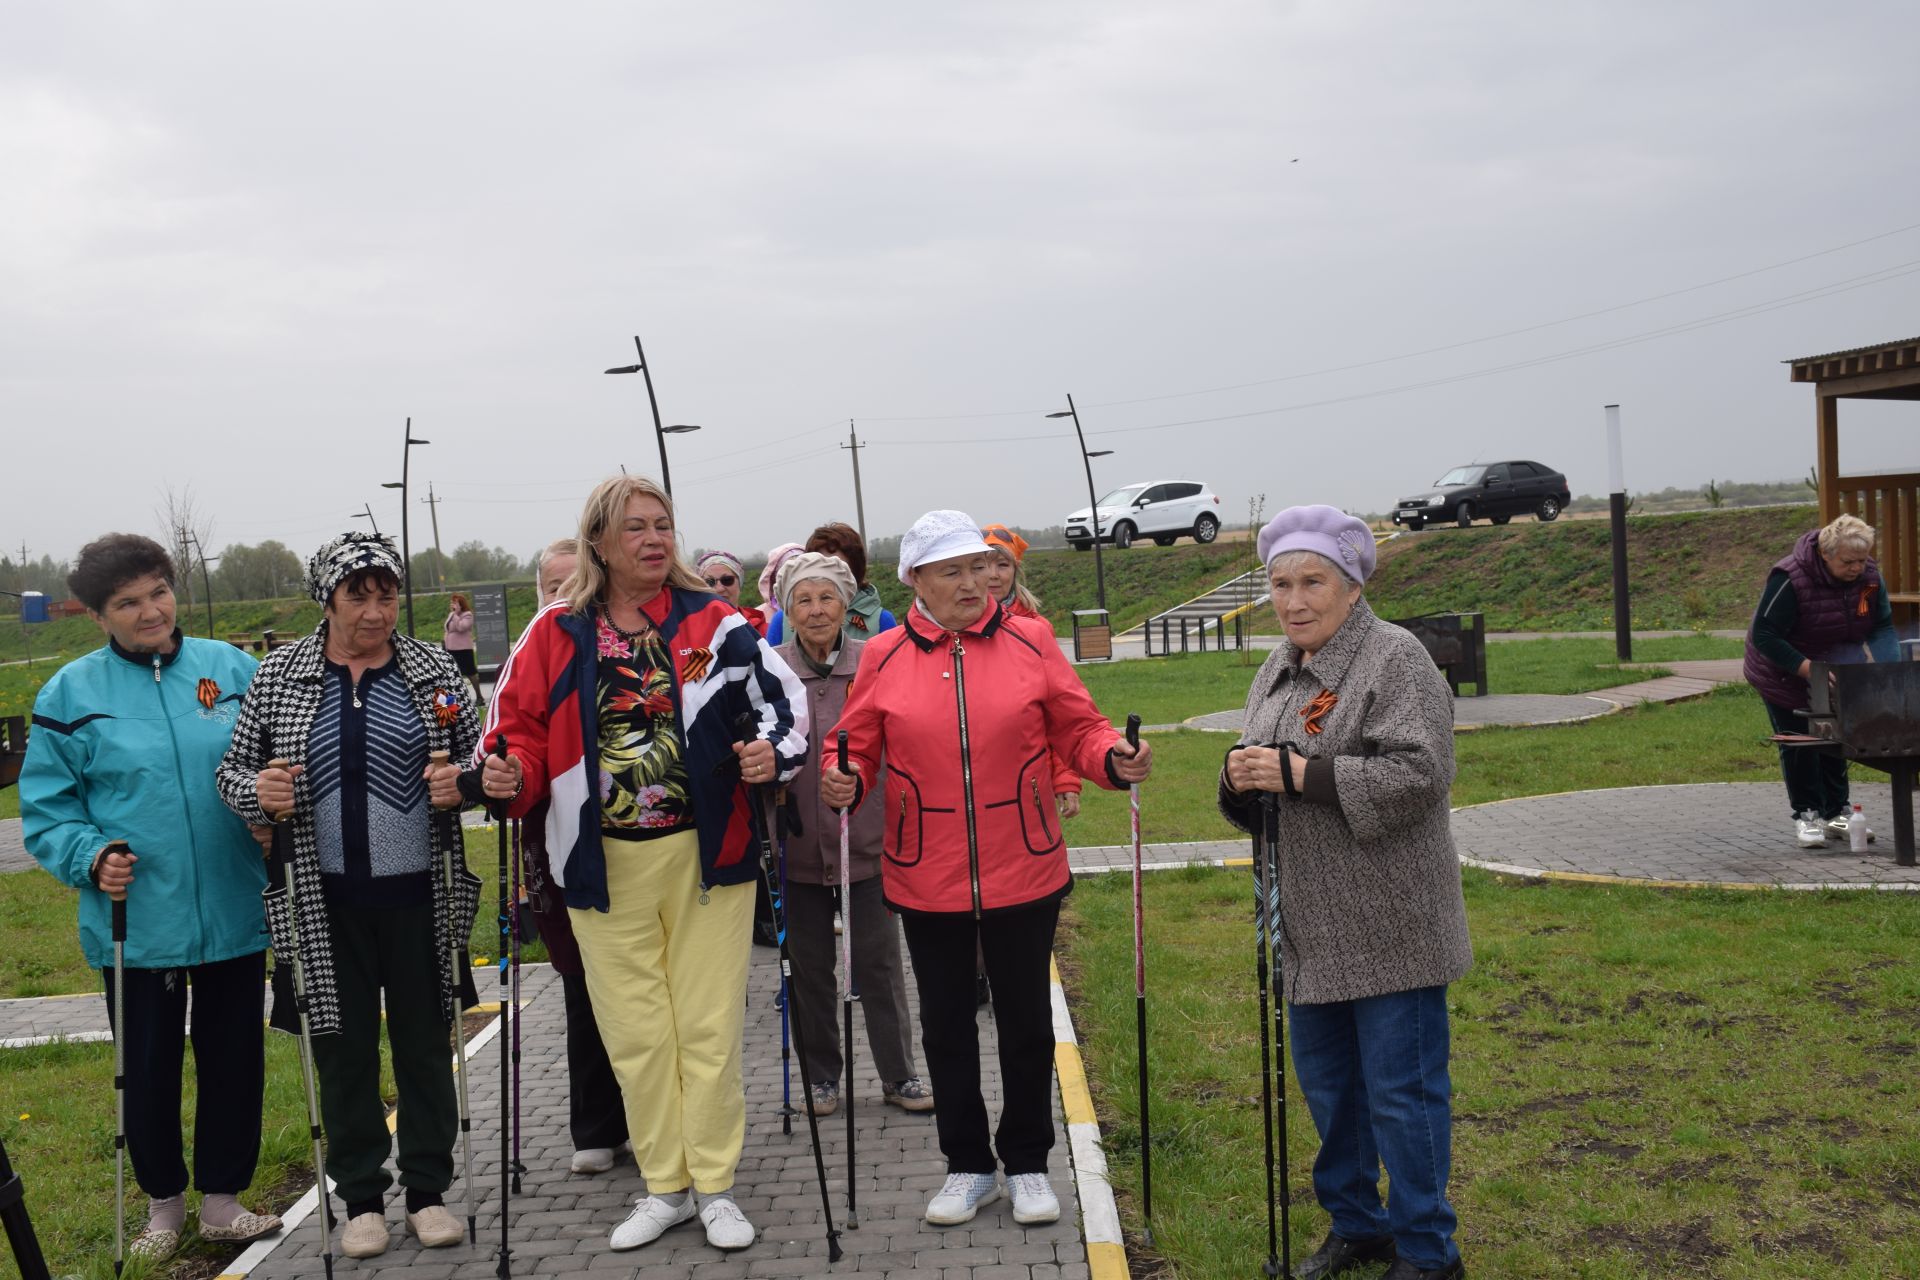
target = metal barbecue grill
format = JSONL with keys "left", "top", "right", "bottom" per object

{"left": 1803, "top": 662, "right": 1920, "bottom": 866}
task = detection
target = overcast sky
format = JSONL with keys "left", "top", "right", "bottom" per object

{"left": 6, "top": 1, "right": 1918, "bottom": 570}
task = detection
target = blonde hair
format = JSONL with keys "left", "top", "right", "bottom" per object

{"left": 558, "top": 476, "right": 705, "bottom": 614}
{"left": 536, "top": 537, "right": 579, "bottom": 574}
{"left": 1818, "top": 513, "right": 1875, "bottom": 559}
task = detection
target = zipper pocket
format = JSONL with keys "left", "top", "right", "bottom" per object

{"left": 1030, "top": 777, "right": 1055, "bottom": 846}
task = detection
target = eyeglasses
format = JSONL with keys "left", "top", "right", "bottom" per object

{"left": 704, "top": 574, "right": 737, "bottom": 588}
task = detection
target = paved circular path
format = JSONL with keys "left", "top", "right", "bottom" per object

{"left": 1184, "top": 692, "right": 1618, "bottom": 735}
{"left": 1452, "top": 782, "right": 1920, "bottom": 888}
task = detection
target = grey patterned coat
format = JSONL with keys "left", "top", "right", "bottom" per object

{"left": 215, "top": 624, "right": 483, "bottom": 1035}
{"left": 1219, "top": 598, "right": 1472, "bottom": 1005}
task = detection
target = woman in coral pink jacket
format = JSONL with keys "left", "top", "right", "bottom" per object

{"left": 820, "top": 510, "right": 1152, "bottom": 1230}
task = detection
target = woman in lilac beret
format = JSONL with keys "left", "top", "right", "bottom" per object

{"left": 1219, "top": 505, "right": 1471, "bottom": 1280}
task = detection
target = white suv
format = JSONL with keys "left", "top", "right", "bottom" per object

{"left": 1065, "top": 480, "right": 1221, "bottom": 550}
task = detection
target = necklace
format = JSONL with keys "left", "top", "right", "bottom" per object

{"left": 605, "top": 611, "right": 654, "bottom": 644}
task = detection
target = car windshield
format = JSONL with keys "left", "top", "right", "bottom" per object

{"left": 1095, "top": 486, "right": 1145, "bottom": 507}
{"left": 1434, "top": 466, "right": 1485, "bottom": 486}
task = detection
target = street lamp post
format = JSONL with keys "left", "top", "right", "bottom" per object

{"left": 381, "top": 417, "right": 430, "bottom": 637}
{"left": 352, "top": 504, "right": 381, "bottom": 536}
{"left": 604, "top": 335, "right": 702, "bottom": 498}
{"left": 1047, "top": 395, "right": 1115, "bottom": 615}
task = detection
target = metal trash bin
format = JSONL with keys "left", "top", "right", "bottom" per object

{"left": 1071, "top": 609, "right": 1113, "bottom": 662}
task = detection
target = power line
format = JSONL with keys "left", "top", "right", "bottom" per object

{"left": 849, "top": 217, "right": 1920, "bottom": 424}
{"left": 865, "top": 257, "right": 1920, "bottom": 446}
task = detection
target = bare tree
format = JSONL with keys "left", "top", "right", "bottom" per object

{"left": 155, "top": 485, "right": 218, "bottom": 616}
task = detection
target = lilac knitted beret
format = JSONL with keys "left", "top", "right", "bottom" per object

{"left": 1255, "top": 505, "right": 1376, "bottom": 584}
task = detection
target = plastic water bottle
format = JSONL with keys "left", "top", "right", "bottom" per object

{"left": 1850, "top": 803, "right": 1869, "bottom": 853}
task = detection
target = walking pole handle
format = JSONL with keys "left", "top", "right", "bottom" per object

{"left": 1125, "top": 714, "right": 1141, "bottom": 753}
{"left": 104, "top": 839, "right": 130, "bottom": 935}
{"left": 490, "top": 733, "right": 510, "bottom": 819}
{"left": 836, "top": 729, "right": 849, "bottom": 774}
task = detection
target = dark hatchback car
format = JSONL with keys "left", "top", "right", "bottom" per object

{"left": 1392, "top": 461, "right": 1571, "bottom": 530}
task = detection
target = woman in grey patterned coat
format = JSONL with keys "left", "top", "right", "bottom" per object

{"left": 216, "top": 532, "right": 482, "bottom": 1261}
{"left": 1219, "top": 505, "right": 1471, "bottom": 1280}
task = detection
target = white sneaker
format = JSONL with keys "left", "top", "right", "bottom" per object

{"left": 571, "top": 1147, "right": 615, "bottom": 1175}
{"left": 698, "top": 1196, "right": 756, "bottom": 1250}
{"left": 609, "top": 1193, "right": 696, "bottom": 1250}
{"left": 1795, "top": 814, "right": 1828, "bottom": 848}
{"left": 925, "top": 1172, "right": 1000, "bottom": 1225}
{"left": 1827, "top": 815, "right": 1875, "bottom": 843}
{"left": 1007, "top": 1172, "right": 1060, "bottom": 1225}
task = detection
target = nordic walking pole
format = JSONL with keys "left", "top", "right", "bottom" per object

{"left": 106, "top": 839, "right": 129, "bottom": 1277}
{"left": 264, "top": 765, "right": 336, "bottom": 1280}
{"left": 835, "top": 730, "right": 859, "bottom": 1229}
{"left": 482, "top": 734, "right": 514, "bottom": 1278}
{"left": 428, "top": 749, "right": 480, "bottom": 1248}
{"left": 736, "top": 714, "right": 842, "bottom": 1263}
{"left": 1264, "top": 792, "right": 1291, "bottom": 1280}
{"left": 509, "top": 816, "right": 525, "bottom": 1197}
{"left": 1125, "top": 713, "right": 1152, "bottom": 1246}
{"left": 779, "top": 828, "right": 794, "bottom": 1137}
{"left": 1251, "top": 799, "right": 1280, "bottom": 1278}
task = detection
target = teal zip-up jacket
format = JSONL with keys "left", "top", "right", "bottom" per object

{"left": 22, "top": 631, "right": 269, "bottom": 970}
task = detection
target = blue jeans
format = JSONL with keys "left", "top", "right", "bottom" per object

{"left": 1287, "top": 984, "right": 1459, "bottom": 1270}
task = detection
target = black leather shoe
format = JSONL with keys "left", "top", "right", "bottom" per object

{"left": 1291, "top": 1231, "right": 1396, "bottom": 1279}
{"left": 1381, "top": 1258, "right": 1463, "bottom": 1280}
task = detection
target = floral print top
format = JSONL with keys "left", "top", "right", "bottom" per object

{"left": 595, "top": 612, "right": 692, "bottom": 838}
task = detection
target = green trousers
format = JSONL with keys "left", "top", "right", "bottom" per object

{"left": 310, "top": 898, "right": 458, "bottom": 1207}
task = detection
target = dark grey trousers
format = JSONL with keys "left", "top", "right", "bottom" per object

{"left": 783, "top": 877, "right": 917, "bottom": 1088}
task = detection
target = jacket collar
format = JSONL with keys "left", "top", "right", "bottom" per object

{"left": 778, "top": 634, "right": 863, "bottom": 679}
{"left": 282, "top": 621, "right": 446, "bottom": 689}
{"left": 901, "top": 599, "right": 1006, "bottom": 652}
{"left": 1274, "top": 596, "right": 1375, "bottom": 690}
{"left": 108, "top": 628, "right": 185, "bottom": 668}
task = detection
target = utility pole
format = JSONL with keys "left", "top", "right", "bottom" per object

{"left": 841, "top": 420, "right": 868, "bottom": 544}
{"left": 422, "top": 483, "right": 446, "bottom": 589}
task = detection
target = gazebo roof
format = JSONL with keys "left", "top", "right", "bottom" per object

{"left": 1787, "top": 336, "right": 1920, "bottom": 391}
{"left": 1781, "top": 335, "right": 1920, "bottom": 379}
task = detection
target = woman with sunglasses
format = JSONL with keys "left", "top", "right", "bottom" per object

{"left": 695, "top": 551, "right": 764, "bottom": 636}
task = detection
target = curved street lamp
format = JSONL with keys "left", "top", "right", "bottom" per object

{"left": 1048, "top": 394, "right": 1114, "bottom": 615}
{"left": 605, "top": 335, "right": 702, "bottom": 498}
{"left": 380, "top": 418, "right": 430, "bottom": 636}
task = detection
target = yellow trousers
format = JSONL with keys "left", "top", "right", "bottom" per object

{"left": 569, "top": 829, "right": 754, "bottom": 1194}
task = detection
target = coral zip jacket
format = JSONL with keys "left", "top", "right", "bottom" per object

{"left": 835, "top": 601, "right": 1124, "bottom": 916}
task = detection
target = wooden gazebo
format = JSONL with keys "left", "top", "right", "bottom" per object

{"left": 1789, "top": 335, "right": 1920, "bottom": 620}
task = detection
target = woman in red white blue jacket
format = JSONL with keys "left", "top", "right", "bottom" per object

{"left": 819, "top": 510, "right": 1152, "bottom": 1230}
{"left": 478, "top": 476, "right": 806, "bottom": 1256}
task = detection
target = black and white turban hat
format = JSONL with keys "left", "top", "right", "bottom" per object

{"left": 307, "top": 531, "right": 406, "bottom": 606}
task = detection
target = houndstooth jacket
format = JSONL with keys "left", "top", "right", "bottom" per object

{"left": 216, "top": 623, "right": 483, "bottom": 1036}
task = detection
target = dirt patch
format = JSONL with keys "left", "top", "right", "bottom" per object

{"left": 1870, "top": 1041, "right": 1917, "bottom": 1059}
{"left": 1557, "top": 1136, "right": 1643, "bottom": 1162}
{"left": 1583, "top": 1217, "right": 1728, "bottom": 1273}
{"left": 1171, "top": 1078, "right": 1230, "bottom": 1103}
{"left": 1814, "top": 979, "right": 1865, "bottom": 1015}
{"left": 1749, "top": 1225, "right": 1848, "bottom": 1263}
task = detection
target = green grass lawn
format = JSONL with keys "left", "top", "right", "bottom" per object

{"left": 1062, "top": 866, "right": 1920, "bottom": 1280}
{"left": 0, "top": 829, "right": 545, "bottom": 1001}
{"left": 2, "top": 1031, "right": 402, "bottom": 1279}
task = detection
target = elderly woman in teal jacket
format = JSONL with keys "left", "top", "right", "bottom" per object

{"left": 20, "top": 533, "right": 282, "bottom": 1261}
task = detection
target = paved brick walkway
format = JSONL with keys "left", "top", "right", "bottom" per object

{"left": 1453, "top": 782, "right": 1920, "bottom": 887}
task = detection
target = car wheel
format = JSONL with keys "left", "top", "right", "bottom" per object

{"left": 1071, "top": 541, "right": 1092, "bottom": 552}
{"left": 1537, "top": 497, "right": 1562, "bottom": 522}
{"left": 1455, "top": 503, "right": 1474, "bottom": 528}
{"left": 1152, "top": 535, "right": 1176, "bottom": 547}
{"left": 1192, "top": 513, "right": 1220, "bottom": 544}
{"left": 1112, "top": 522, "right": 1135, "bottom": 549}
{"left": 1492, "top": 515, "right": 1511, "bottom": 525}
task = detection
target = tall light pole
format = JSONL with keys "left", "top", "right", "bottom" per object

{"left": 1047, "top": 395, "right": 1115, "bottom": 616}
{"left": 604, "top": 335, "right": 702, "bottom": 499}
{"left": 421, "top": 483, "right": 446, "bottom": 589}
{"left": 1605, "top": 404, "right": 1631, "bottom": 662}
{"left": 352, "top": 503, "right": 381, "bottom": 535}
{"left": 381, "top": 417, "right": 430, "bottom": 637}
